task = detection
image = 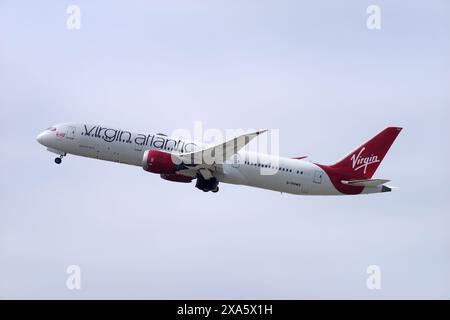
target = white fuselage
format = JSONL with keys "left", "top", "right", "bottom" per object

{"left": 36, "top": 123, "right": 385, "bottom": 196}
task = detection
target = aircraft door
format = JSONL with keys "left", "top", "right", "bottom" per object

{"left": 65, "top": 126, "right": 76, "bottom": 140}
{"left": 314, "top": 171, "right": 323, "bottom": 184}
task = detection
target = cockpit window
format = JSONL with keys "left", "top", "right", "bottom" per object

{"left": 47, "top": 127, "right": 57, "bottom": 131}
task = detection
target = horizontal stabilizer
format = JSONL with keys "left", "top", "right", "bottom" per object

{"left": 341, "top": 179, "right": 390, "bottom": 187}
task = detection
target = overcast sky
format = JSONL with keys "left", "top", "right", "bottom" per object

{"left": 1, "top": 0, "right": 449, "bottom": 299}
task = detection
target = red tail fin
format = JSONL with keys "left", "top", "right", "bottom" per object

{"left": 330, "top": 127, "right": 402, "bottom": 179}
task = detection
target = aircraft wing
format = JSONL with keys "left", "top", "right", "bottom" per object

{"left": 176, "top": 130, "right": 267, "bottom": 179}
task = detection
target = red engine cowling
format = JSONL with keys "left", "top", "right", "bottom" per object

{"left": 160, "top": 174, "right": 193, "bottom": 183}
{"left": 142, "top": 150, "right": 177, "bottom": 174}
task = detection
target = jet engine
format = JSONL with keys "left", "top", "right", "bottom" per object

{"left": 143, "top": 150, "right": 218, "bottom": 192}
{"left": 142, "top": 150, "right": 180, "bottom": 174}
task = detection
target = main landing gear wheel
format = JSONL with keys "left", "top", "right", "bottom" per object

{"left": 195, "top": 175, "right": 219, "bottom": 193}
{"left": 54, "top": 156, "right": 63, "bottom": 164}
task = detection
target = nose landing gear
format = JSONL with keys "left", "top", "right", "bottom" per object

{"left": 54, "top": 155, "right": 64, "bottom": 164}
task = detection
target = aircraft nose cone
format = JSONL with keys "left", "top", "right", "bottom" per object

{"left": 36, "top": 131, "right": 49, "bottom": 146}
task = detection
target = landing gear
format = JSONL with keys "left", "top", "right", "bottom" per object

{"left": 203, "top": 187, "right": 219, "bottom": 193}
{"left": 54, "top": 155, "right": 63, "bottom": 164}
{"left": 195, "top": 175, "right": 219, "bottom": 193}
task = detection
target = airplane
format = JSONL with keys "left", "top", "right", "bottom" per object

{"left": 36, "top": 124, "right": 402, "bottom": 196}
